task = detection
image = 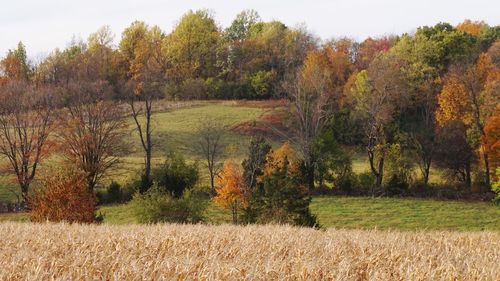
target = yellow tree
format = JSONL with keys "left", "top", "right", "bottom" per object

{"left": 214, "top": 160, "right": 246, "bottom": 224}
{"left": 437, "top": 53, "right": 500, "bottom": 186}
{"left": 262, "top": 142, "right": 300, "bottom": 178}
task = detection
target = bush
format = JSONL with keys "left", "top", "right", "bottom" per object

{"left": 29, "top": 170, "right": 97, "bottom": 223}
{"left": 243, "top": 160, "right": 318, "bottom": 227}
{"left": 385, "top": 174, "right": 409, "bottom": 196}
{"left": 152, "top": 152, "right": 199, "bottom": 198}
{"left": 355, "top": 172, "right": 375, "bottom": 195}
{"left": 131, "top": 187, "right": 207, "bottom": 224}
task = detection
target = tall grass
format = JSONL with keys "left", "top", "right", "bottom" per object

{"left": 0, "top": 222, "right": 498, "bottom": 280}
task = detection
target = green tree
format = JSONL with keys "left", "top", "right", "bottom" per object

{"left": 164, "top": 10, "right": 220, "bottom": 83}
{"left": 152, "top": 152, "right": 199, "bottom": 198}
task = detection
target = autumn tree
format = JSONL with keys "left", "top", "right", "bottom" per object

{"left": 346, "top": 53, "right": 406, "bottom": 194}
{"left": 484, "top": 115, "right": 500, "bottom": 180}
{"left": 437, "top": 53, "right": 499, "bottom": 187}
{"left": 29, "top": 168, "right": 97, "bottom": 223}
{"left": 0, "top": 82, "right": 55, "bottom": 203}
{"left": 164, "top": 10, "right": 220, "bottom": 83}
{"left": 58, "top": 81, "right": 127, "bottom": 191}
{"left": 286, "top": 50, "right": 333, "bottom": 190}
{"left": 0, "top": 42, "right": 31, "bottom": 82}
{"left": 434, "top": 121, "right": 476, "bottom": 188}
{"left": 120, "top": 21, "right": 166, "bottom": 191}
{"left": 244, "top": 142, "right": 317, "bottom": 227}
{"left": 214, "top": 159, "right": 246, "bottom": 224}
{"left": 456, "top": 20, "right": 488, "bottom": 36}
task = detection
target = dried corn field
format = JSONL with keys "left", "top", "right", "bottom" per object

{"left": 0, "top": 222, "right": 499, "bottom": 280}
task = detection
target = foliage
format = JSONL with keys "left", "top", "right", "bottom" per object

{"left": 244, "top": 146, "right": 317, "bottom": 227}
{"left": 314, "top": 130, "right": 352, "bottom": 189}
{"left": 152, "top": 151, "right": 199, "bottom": 198}
{"left": 130, "top": 187, "right": 206, "bottom": 224}
{"left": 29, "top": 169, "right": 97, "bottom": 223}
{"left": 214, "top": 160, "right": 246, "bottom": 224}
{"left": 241, "top": 137, "right": 271, "bottom": 191}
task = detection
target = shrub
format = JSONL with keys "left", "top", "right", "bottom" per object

{"left": 243, "top": 159, "right": 318, "bottom": 227}
{"left": 29, "top": 170, "right": 97, "bottom": 223}
{"left": 106, "top": 181, "right": 121, "bottom": 203}
{"left": 152, "top": 152, "right": 199, "bottom": 198}
{"left": 386, "top": 174, "right": 409, "bottom": 196}
{"left": 131, "top": 187, "right": 207, "bottom": 224}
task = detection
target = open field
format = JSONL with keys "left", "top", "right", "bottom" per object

{"left": 0, "top": 222, "right": 498, "bottom": 280}
{"left": 3, "top": 196, "right": 499, "bottom": 231}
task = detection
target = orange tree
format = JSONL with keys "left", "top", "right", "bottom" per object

{"left": 29, "top": 169, "right": 97, "bottom": 223}
{"left": 214, "top": 159, "right": 246, "bottom": 224}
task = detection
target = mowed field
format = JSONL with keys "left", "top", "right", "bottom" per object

{"left": 0, "top": 222, "right": 499, "bottom": 280}
{"left": 3, "top": 196, "right": 499, "bottom": 231}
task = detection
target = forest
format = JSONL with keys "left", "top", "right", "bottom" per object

{"left": 0, "top": 10, "right": 499, "bottom": 227}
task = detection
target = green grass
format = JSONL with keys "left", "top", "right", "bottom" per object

{"left": 4, "top": 197, "right": 499, "bottom": 231}
{"left": 100, "top": 196, "right": 500, "bottom": 231}
{"left": 311, "top": 197, "right": 500, "bottom": 231}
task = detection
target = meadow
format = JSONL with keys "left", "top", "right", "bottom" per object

{"left": 1, "top": 222, "right": 498, "bottom": 280}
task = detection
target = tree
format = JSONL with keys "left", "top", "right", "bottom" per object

{"left": 152, "top": 151, "right": 199, "bottom": 198}
{"left": 286, "top": 50, "right": 333, "bottom": 190}
{"left": 0, "top": 42, "right": 31, "bottom": 81}
{"left": 0, "top": 82, "right": 55, "bottom": 203}
{"left": 58, "top": 81, "right": 127, "bottom": 191}
{"left": 120, "top": 22, "right": 166, "bottom": 191}
{"left": 434, "top": 121, "right": 476, "bottom": 188}
{"left": 346, "top": 53, "right": 406, "bottom": 194}
{"left": 484, "top": 115, "right": 500, "bottom": 179}
{"left": 164, "top": 10, "right": 220, "bottom": 82}
{"left": 314, "top": 130, "right": 352, "bottom": 189}
{"left": 437, "top": 53, "right": 499, "bottom": 187}
{"left": 241, "top": 137, "right": 271, "bottom": 192}
{"left": 196, "top": 119, "right": 225, "bottom": 193}
{"left": 214, "top": 159, "right": 246, "bottom": 224}
{"left": 245, "top": 145, "right": 317, "bottom": 227}
{"left": 456, "top": 20, "right": 488, "bottom": 36}
{"left": 29, "top": 168, "right": 97, "bottom": 223}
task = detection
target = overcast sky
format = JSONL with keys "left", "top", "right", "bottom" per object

{"left": 1, "top": 0, "right": 498, "bottom": 58}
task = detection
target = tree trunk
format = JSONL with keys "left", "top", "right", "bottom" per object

{"left": 232, "top": 205, "right": 238, "bottom": 224}
{"left": 465, "top": 162, "right": 472, "bottom": 190}
{"left": 423, "top": 160, "right": 431, "bottom": 188}
{"left": 483, "top": 150, "right": 490, "bottom": 188}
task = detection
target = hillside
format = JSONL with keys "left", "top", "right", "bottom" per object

{"left": 0, "top": 222, "right": 498, "bottom": 280}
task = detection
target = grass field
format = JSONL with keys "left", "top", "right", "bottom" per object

{"left": 1, "top": 222, "right": 498, "bottom": 280}
{"left": 3, "top": 196, "right": 498, "bottom": 231}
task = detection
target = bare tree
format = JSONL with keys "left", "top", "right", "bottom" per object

{"left": 285, "top": 59, "right": 332, "bottom": 190}
{"left": 196, "top": 119, "right": 225, "bottom": 193}
{"left": 0, "top": 81, "right": 55, "bottom": 203}
{"left": 58, "top": 81, "right": 127, "bottom": 191}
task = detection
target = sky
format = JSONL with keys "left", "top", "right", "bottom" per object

{"left": 1, "top": 0, "right": 498, "bottom": 59}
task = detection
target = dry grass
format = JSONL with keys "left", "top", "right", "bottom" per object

{"left": 1, "top": 222, "right": 499, "bottom": 280}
